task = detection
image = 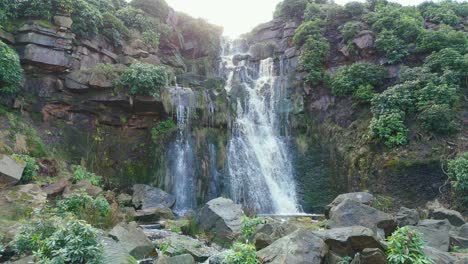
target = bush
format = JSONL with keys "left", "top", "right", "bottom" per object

{"left": 375, "top": 30, "right": 409, "bottom": 64}
{"left": 424, "top": 48, "right": 466, "bottom": 76}
{"left": 369, "top": 5, "right": 424, "bottom": 41}
{"left": 72, "top": 165, "right": 102, "bottom": 186}
{"left": 416, "top": 82, "right": 458, "bottom": 110}
{"left": 0, "top": 41, "right": 22, "bottom": 94}
{"left": 371, "top": 82, "right": 416, "bottom": 115}
{"left": 301, "top": 36, "right": 330, "bottom": 85}
{"left": 330, "top": 62, "right": 386, "bottom": 97}
{"left": 448, "top": 153, "right": 468, "bottom": 201}
{"left": 344, "top": 1, "right": 366, "bottom": 17}
{"left": 119, "top": 63, "right": 167, "bottom": 97}
{"left": 18, "top": 0, "right": 53, "bottom": 20}
{"left": 387, "top": 227, "right": 431, "bottom": 264}
{"left": 14, "top": 215, "right": 60, "bottom": 255}
{"left": 53, "top": 0, "right": 74, "bottom": 14}
{"left": 240, "top": 217, "right": 264, "bottom": 241}
{"left": 304, "top": 2, "right": 321, "bottom": 21}
{"left": 224, "top": 242, "right": 259, "bottom": 264}
{"left": 370, "top": 111, "right": 408, "bottom": 148}
{"left": 340, "top": 21, "right": 362, "bottom": 43}
{"left": 102, "top": 12, "right": 130, "bottom": 46}
{"left": 353, "top": 84, "right": 375, "bottom": 104}
{"left": 274, "top": 0, "right": 308, "bottom": 19}
{"left": 417, "top": 25, "right": 467, "bottom": 53}
{"left": 12, "top": 154, "right": 39, "bottom": 183}
{"left": 71, "top": 0, "right": 103, "bottom": 39}
{"left": 293, "top": 19, "right": 323, "bottom": 46}
{"left": 422, "top": 3, "right": 460, "bottom": 26}
{"left": 418, "top": 104, "right": 457, "bottom": 134}
{"left": 130, "top": 0, "right": 170, "bottom": 19}
{"left": 151, "top": 119, "right": 177, "bottom": 143}
{"left": 142, "top": 31, "right": 160, "bottom": 49}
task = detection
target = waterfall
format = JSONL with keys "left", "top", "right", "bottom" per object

{"left": 221, "top": 39, "right": 300, "bottom": 214}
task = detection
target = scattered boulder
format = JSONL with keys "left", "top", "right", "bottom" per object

{"left": 430, "top": 208, "right": 465, "bottom": 227}
{"left": 53, "top": 16, "right": 73, "bottom": 29}
{"left": 132, "top": 184, "right": 176, "bottom": 210}
{"left": 117, "top": 193, "right": 133, "bottom": 207}
{"left": 396, "top": 207, "right": 420, "bottom": 226}
{"left": 134, "top": 207, "right": 175, "bottom": 223}
{"left": 353, "top": 31, "right": 374, "bottom": 49}
{"left": 109, "top": 222, "right": 155, "bottom": 259}
{"left": 196, "top": 197, "right": 245, "bottom": 244}
{"left": 459, "top": 224, "right": 468, "bottom": 238}
{"left": 450, "top": 234, "right": 468, "bottom": 249}
{"left": 156, "top": 254, "right": 195, "bottom": 264}
{"left": 257, "top": 229, "right": 328, "bottom": 264}
{"left": 41, "top": 178, "right": 70, "bottom": 197}
{"left": 360, "top": 248, "right": 387, "bottom": 264}
{"left": 253, "top": 221, "right": 299, "bottom": 250}
{"left": 63, "top": 179, "right": 103, "bottom": 198}
{"left": 409, "top": 219, "right": 451, "bottom": 252}
{"left": 325, "top": 192, "right": 374, "bottom": 218}
{"left": 0, "top": 155, "right": 25, "bottom": 188}
{"left": 100, "top": 236, "right": 137, "bottom": 264}
{"left": 328, "top": 199, "right": 396, "bottom": 237}
{"left": 423, "top": 246, "right": 457, "bottom": 264}
{"left": 313, "top": 226, "right": 382, "bottom": 256}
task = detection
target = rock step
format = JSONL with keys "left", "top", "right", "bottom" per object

{"left": 258, "top": 213, "right": 325, "bottom": 220}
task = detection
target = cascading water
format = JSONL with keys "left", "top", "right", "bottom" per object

{"left": 221, "top": 39, "right": 300, "bottom": 214}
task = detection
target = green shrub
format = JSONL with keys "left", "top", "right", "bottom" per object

{"left": 130, "top": 0, "right": 170, "bottom": 19}
{"left": 240, "top": 217, "right": 264, "bottom": 241}
{"left": 418, "top": 104, "right": 457, "bottom": 134}
{"left": 353, "top": 84, "right": 375, "bottom": 104}
{"left": 424, "top": 48, "right": 466, "bottom": 76}
{"left": 19, "top": 0, "right": 53, "bottom": 20}
{"left": 304, "top": 2, "right": 321, "bottom": 21}
{"left": 416, "top": 82, "right": 458, "bottom": 110}
{"left": 375, "top": 30, "right": 409, "bottom": 64}
{"left": 12, "top": 154, "right": 39, "bottom": 183}
{"left": 151, "top": 119, "right": 177, "bottom": 143}
{"left": 119, "top": 63, "right": 167, "bottom": 97}
{"left": 117, "top": 6, "right": 155, "bottom": 31}
{"left": 0, "top": 41, "right": 22, "bottom": 94}
{"left": 293, "top": 19, "right": 322, "bottom": 46}
{"left": 321, "top": 3, "right": 346, "bottom": 21}
{"left": 369, "top": 5, "right": 424, "bottom": 41}
{"left": 71, "top": 0, "right": 103, "bottom": 39}
{"left": 422, "top": 3, "right": 460, "bottom": 26}
{"left": 370, "top": 111, "right": 408, "bottom": 148}
{"left": 340, "top": 21, "right": 362, "bottom": 43}
{"left": 448, "top": 153, "right": 468, "bottom": 202}
{"left": 72, "top": 165, "right": 102, "bottom": 186}
{"left": 102, "top": 12, "right": 130, "bottom": 46}
{"left": 224, "top": 242, "right": 259, "bottom": 264}
{"left": 344, "top": 1, "right": 366, "bottom": 17}
{"left": 274, "top": 0, "right": 308, "bottom": 19}
{"left": 417, "top": 25, "right": 467, "bottom": 53}
{"left": 14, "top": 215, "right": 60, "bottom": 255}
{"left": 330, "top": 62, "right": 386, "bottom": 97}
{"left": 371, "top": 82, "right": 416, "bottom": 115}
{"left": 301, "top": 36, "right": 330, "bottom": 85}
{"left": 142, "top": 31, "right": 160, "bottom": 49}
{"left": 387, "top": 227, "right": 431, "bottom": 264}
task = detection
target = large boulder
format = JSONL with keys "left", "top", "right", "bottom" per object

{"left": 409, "top": 219, "right": 451, "bottom": 252}
{"left": 196, "top": 197, "right": 245, "bottom": 244}
{"left": 0, "top": 155, "right": 25, "bottom": 188}
{"left": 62, "top": 179, "right": 103, "bottom": 198}
{"left": 100, "top": 236, "right": 137, "bottom": 264}
{"left": 253, "top": 221, "right": 299, "bottom": 250}
{"left": 396, "top": 207, "right": 420, "bottom": 226}
{"left": 132, "top": 184, "right": 176, "bottom": 210}
{"left": 313, "top": 226, "right": 382, "bottom": 256}
{"left": 430, "top": 208, "right": 465, "bottom": 227}
{"left": 20, "top": 44, "right": 70, "bottom": 71}
{"left": 109, "top": 222, "right": 155, "bottom": 259}
{"left": 134, "top": 207, "right": 175, "bottom": 223}
{"left": 257, "top": 229, "right": 328, "bottom": 264}
{"left": 328, "top": 199, "right": 396, "bottom": 237}
{"left": 156, "top": 254, "right": 195, "bottom": 264}
{"left": 360, "top": 248, "right": 387, "bottom": 264}
{"left": 325, "top": 192, "right": 374, "bottom": 218}
{"left": 353, "top": 31, "right": 374, "bottom": 49}
{"left": 41, "top": 178, "right": 70, "bottom": 197}
{"left": 423, "top": 246, "right": 457, "bottom": 264}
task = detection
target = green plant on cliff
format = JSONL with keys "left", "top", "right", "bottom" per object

{"left": 102, "top": 12, "right": 130, "bottom": 46}
{"left": 240, "top": 216, "right": 264, "bottom": 241}
{"left": 12, "top": 154, "right": 39, "bottom": 183}
{"left": 370, "top": 111, "right": 408, "bottom": 148}
{"left": 0, "top": 41, "right": 22, "bottom": 94}
{"left": 340, "top": 21, "right": 362, "bottom": 43}
{"left": 224, "top": 242, "right": 259, "bottom": 264}
{"left": 130, "top": 0, "right": 170, "bottom": 20}
{"left": 330, "top": 62, "right": 386, "bottom": 97}
{"left": 448, "top": 153, "right": 468, "bottom": 204}
{"left": 274, "top": 0, "right": 308, "bottom": 20}
{"left": 293, "top": 19, "right": 323, "bottom": 46}
{"left": 142, "top": 31, "right": 160, "bottom": 49}
{"left": 344, "top": 1, "right": 366, "bottom": 17}
{"left": 72, "top": 165, "right": 102, "bottom": 186}
{"left": 71, "top": 0, "right": 103, "bottom": 39}
{"left": 119, "top": 63, "right": 167, "bottom": 98}
{"left": 151, "top": 119, "right": 177, "bottom": 143}
{"left": 375, "top": 30, "right": 409, "bottom": 64}
{"left": 417, "top": 24, "right": 467, "bottom": 53}
{"left": 387, "top": 227, "right": 431, "bottom": 264}
{"left": 419, "top": 0, "right": 461, "bottom": 26}
{"left": 301, "top": 36, "right": 330, "bottom": 85}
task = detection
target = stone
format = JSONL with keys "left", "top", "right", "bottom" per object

{"left": 196, "top": 197, "right": 245, "bottom": 244}
{"left": 53, "top": 16, "right": 73, "bottom": 28}
{"left": 340, "top": 45, "right": 350, "bottom": 57}
{"left": 0, "top": 155, "right": 25, "bottom": 187}
{"left": 396, "top": 207, "right": 420, "bottom": 226}
{"left": 65, "top": 71, "right": 91, "bottom": 90}
{"left": 257, "top": 229, "right": 328, "bottom": 264}
{"left": 254, "top": 221, "right": 298, "bottom": 250}
{"left": 455, "top": 258, "right": 468, "bottom": 264}
{"left": 117, "top": 193, "right": 133, "bottom": 207}
{"left": 325, "top": 192, "right": 374, "bottom": 218}
{"left": 134, "top": 207, "right": 175, "bottom": 223}
{"left": 100, "top": 236, "right": 137, "bottom": 264}
{"left": 109, "top": 222, "right": 155, "bottom": 259}
{"left": 450, "top": 235, "right": 468, "bottom": 249}
{"left": 459, "top": 224, "right": 468, "bottom": 238}
{"left": 410, "top": 219, "right": 451, "bottom": 252}
{"left": 431, "top": 208, "right": 465, "bottom": 227}
{"left": 313, "top": 226, "right": 382, "bottom": 256}
{"left": 63, "top": 180, "right": 103, "bottom": 198}
{"left": 132, "top": 184, "right": 176, "bottom": 210}
{"left": 328, "top": 199, "right": 396, "bottom": 237}
{"left": 353, "top": 31, "right": 374, "bottom": 49}
{"left": 41, "top": 178, "right": 70, "bottom": 197}
{"left": 16, "top": 32, "right": 72, "bottom": 50}
{"left": 10, "top": 255, "right": 35, "bottom": 264}
{"left": 89, "top": 72, "right": 113, "bottom": 88}
{"left": 0, "top": 30, "right": 15, "bottom": 44}
{"left": 423, "top": 246, "right": 457, "bottom": 264}
{"left": 360, "top": 248, "right": 387, "bottom": 264}
{"left": 156, "top": 254, "right": 195, "bottom": 264}
{"left": 20, "top": 44, "right": 70, "bottom": 71}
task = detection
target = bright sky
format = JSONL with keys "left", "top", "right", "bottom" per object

{"left": 164, "top": 0, "right": 429, "bottom": 37}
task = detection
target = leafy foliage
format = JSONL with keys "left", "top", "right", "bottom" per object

{"left": 353, "top": 84, "right": 375, "bottom": 104}
{"left": 375, "top": 30, "right": 409, "bottom": 64}
{"left": 387, "top": 227, "right": 431, "bottom": 264}
{"left": 417, "top": 25, "right": 467, "bottom": 53}
{"left": 370, "top": 111, "right": 408, "bottom": 148}
{"left": 72, "top": 165, "right": 102, "bottom": 186}
{"left": 418, "top": 104, "right": 457, "bottom": 134}
{"left": 130, "top": 0, "right": 170, "bottom": 20}
{"left": 0, "top": 41, "right": 22, "bottom": 94}
{"left": 420, "top": 0, "right": 461, "bottom": 26}
{"left": 151, "top": 119, "right": 177, "bottom": 143}
{"left": 119, "top": 63, "right": 167, "bottom": 97}
{"left": 448, "top": 153, "right": 468, "bottom": 204}
{"left": 424, "top": 48, "right": 466, "bottom": 78}
{"left": 293, "top": 19, "right": 322, "bottom": 46}
{"left": 224, "top": 242, "right": 259, "bottom": 264}
{"left": 344, "top": 1, "right": 366, "bottom": 17}
{"left": 14, "top": 215, "right": 60, "bottom": 255}
{"left": 102, "top": 12, "right": 130, "bottom": 46}
{"left": 274, "top": 0, "right": 308, "bottom": 20}
{"left": 330, "top": 62, "right": 386, "bottom": 97}
{"left": 71, "top": 0, "right": 103, "bottom": 39}
{"left": 340, "top": 21, "right": 362, "bottom": 43}
{"left": 142, "top": 31, "right": 160, "bottom": 49}
{"left": 300, "top": 36, "right": 330, "bottom": 85}
{"left": 12, "top": 154, "right": 39, "bottom": 183}
{"left": 240, "top": 217, "right": 264, "bottom": 241}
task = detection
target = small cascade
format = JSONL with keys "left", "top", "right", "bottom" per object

{"left": 221, "top": 39, "right": 300, "bottom": 214}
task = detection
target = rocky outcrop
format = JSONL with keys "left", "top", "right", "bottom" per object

{"left": 257, "top": 229, "right": 328, "bottom": 264}
{"left": 396, "top": 207, "right": 420, "bottom": 226}
{"left": 409, "top": 219, "right": 451, "bottom": 252}
{"left": 134, "top": 207, "right": 175, "bottom": 223}
{"left": 196, "top": 197, "right": 245, "bottom": 244}
{"left": 324, "top": 192, "right": 374, "bottom": 218}
{"left": 354, "top": 248, "right": 387, "bottom": 264}
{"left": 0, "top": 155, "right": 25, "bottom": 187}
{"left": 109, "top": 222, "right": 155, "bottom": 259}
{"left": 156, "top": 254, "right": 196, "bottom": 264}
{"left": 430, "top": 208, "right": 466, "bottom": 227}
{"left": 100, "top": 236, "right": 137, "bottom": 264}
{"left": 132, "top": 184, "right": 176, "bottom": 210}
{"left": 423, "top": 246, "right": 457, "bottom": 264}
{"left": 253, "top": 221, "right": 299, "bottom": 250}
{"left": 63, "top": 179, "right": 103, "bottom": 198}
